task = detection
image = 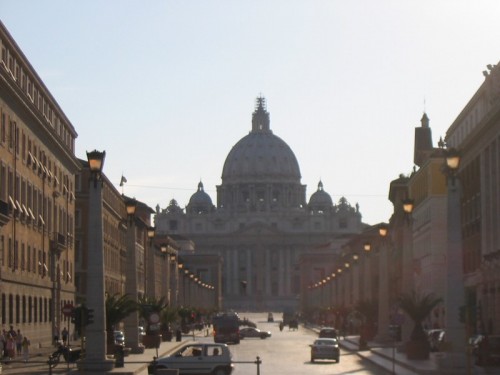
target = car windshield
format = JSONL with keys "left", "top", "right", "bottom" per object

{"left": 314, "top": 339, "right": 337, "bottom": 346}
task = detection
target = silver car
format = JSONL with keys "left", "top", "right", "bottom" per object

{"left": 149, "top": 343, "right": 233, "bottom": 375}
{"left": 310, "top": 338, "right": 340, "bottom": 363}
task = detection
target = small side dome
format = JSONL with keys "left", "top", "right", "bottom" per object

{"left": 187, "top": 181, "right": 214, "bottom": 214}
{"left": 308, "top": 181, "right": 333, "bottom": 211}
{"left": 166, "top": 199, "right": 183, "bottom": 214}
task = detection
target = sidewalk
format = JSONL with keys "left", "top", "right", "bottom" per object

{"left": 341, "top": 335, "right": 498, "bottom": 375}
{"left": 1, "top": 330, "right": 207, "bottom": 375}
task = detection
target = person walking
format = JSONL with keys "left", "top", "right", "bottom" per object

{"left": 62, "top": 327, "right": 69, "bottom": 345}
{"left": 21, "top": 336, "right": 30, "bottom": 362}
{"left": 15, "top": 329, "right": 23, "bottom": 356}
{"left": 6, "top": 334, "right": 15, "bottom": 359}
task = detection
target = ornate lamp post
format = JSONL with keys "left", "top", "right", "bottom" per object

{"left": 438, "top": 147, "right": 467, "bottom": 370}
{"left": 375, "top": 223, "right": 391, "bottom": 342}
{"left": 146, "top": 226, "right": 155, "bottom": 296}
{"left": 80, "top": 150, "right": 114, "bottom": 371}
{"left": 123, "top": 198, "right": 144, "bottom": 353}
{"left": 400, "top": 197, "right": 414, "bottom": 345}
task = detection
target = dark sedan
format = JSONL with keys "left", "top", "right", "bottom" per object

{"left": 239, "top": 327, "right": 271, "bottom": 339}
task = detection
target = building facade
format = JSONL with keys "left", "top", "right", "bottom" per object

{"left": 445, "top": 62, "right": 500, "bottom": 335}
{"left": 155, "top": 97, "right": 365, "bottom": 311}
{"left": 0, "top": 21, "right": 80, "bottom": 347}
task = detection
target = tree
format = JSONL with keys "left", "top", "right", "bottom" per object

{"left": 105, "top": 293, "right": 137, "bottom": 353}
{"left": 398, "top": 291, "right": 442, "bottom": 359}
{"left": 137, "top": 296, "right": 167, "bottom": 334}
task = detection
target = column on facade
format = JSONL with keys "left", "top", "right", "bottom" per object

{"left": 224, "top": 249, "right": 231, "bottom": 296}
{"left": 246, "top": 248, "right": 252, "bottom": 295}
{"left": 279, "top": 248, "right": 285, "bottom": 296}
{"left": 285, "top": 248, "right": 291, "bottom": 295}
{"left": 265, "top": 249, "right": 271, "bottom": 295}
{"left": 232, "top": 249, "right": 238, "bottom": 296}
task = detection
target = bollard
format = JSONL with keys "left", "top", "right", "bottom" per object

{"left": 115, "top": 345, "right": 125, "bottom": 367}
{"left": 176, "top": 329, "right": 182, "bottom": 342}
{"left": 255, "top": 355, "right": 262, "bottom": 375}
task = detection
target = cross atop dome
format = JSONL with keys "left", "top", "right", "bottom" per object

{"left": 251, "top": 95, "right": 271, "bottom": 133}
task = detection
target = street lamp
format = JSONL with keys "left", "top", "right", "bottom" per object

{"left": 146, "top": 227, "right": 155, "bottom": 296}
{"left": 79, "top": 150, "right": 114, "bottom": 371}
{"left": 375, "top": 222, "right": 391, "bottom": 343}
{"left": 438, "top": 147, "right": 467, "bottom": 371}
{"left": 123, "top": 197, "right": 143, "bottom": 354}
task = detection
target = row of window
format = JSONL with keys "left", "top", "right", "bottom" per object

{"left": 1, "top": 36, "right": 75, "bottom": 152}
{"left": 1, "top": 293, "right": 52, "bottom": 325}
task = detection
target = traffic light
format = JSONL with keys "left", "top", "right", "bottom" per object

{"left": 86, "top": 309, "right": 94, "bottom": 325}
{"left": 71, "top": 306, "right": 84, "bottom": 336}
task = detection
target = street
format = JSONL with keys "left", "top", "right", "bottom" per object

{"left": 222, "top": 312, "right": 389, "bottom": 375}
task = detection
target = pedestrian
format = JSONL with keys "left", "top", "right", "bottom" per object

{"left": 21, "top": 336, "right": 30, "bottom": 362}
{"left": 6, "top": 334, "right": 15, "bottom": 359}
{"left": 2, "top": 330, "right": 7, "bottom": 358}
{"left": 16, "top": 329, "right": 23, "bottom": 355}
{"left": 8, "top": 325, "right": 16, "bottom": 339}
{"left": 62, "top": 327, "right": 69, "bottom": 345}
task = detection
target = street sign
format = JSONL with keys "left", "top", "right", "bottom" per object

{"left": 62, "top": 303, "right": 74, "bottom": 317}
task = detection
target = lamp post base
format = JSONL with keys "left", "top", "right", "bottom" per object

{"left": 78, "top": 358, "right": 115, "bottom": 373}
{"left": 436, "top": 352, "right": 470, "bottom": 375}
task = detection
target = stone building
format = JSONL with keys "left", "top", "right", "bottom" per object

{"left": 445, "top": 62, "right": 500, "bottom": 335}
{"left": 155, "top": 97, "right": 365, "bottom": 311}
{"left": 0, "top": 21, "right": 79, "bottom": 347}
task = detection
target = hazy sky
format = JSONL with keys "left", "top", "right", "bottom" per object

{"left": 2, "top": 1, "right": 499, "bottom": 225}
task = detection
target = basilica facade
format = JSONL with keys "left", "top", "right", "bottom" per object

{"left": 154, "top": 97, "right": 365, "bottom": 311}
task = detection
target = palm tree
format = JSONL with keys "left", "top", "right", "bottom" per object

{"left": 160, "top": 306, "right": 179, "bottom": 341}
{"left": 105, "top": 293, "right": 137, "bottom": 353}
{"left": 398, "top": 291, "right": 442, "bottom": 359}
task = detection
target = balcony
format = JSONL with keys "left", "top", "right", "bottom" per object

{"left": 0, "top": 200, "right": 10, "bottom": 227}
{"left": 50, "top": 232, "right": 67, "bottom": 255}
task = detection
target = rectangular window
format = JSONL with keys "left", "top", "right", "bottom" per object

{"left": 0, "top": 235, "right": 3, "bottom": 267}
{"left": 1, "top": 110, "right": 6, "bottom": 144}
{"left": 27, "top": 245, "right": 31, "bottom": 272}
{"left": 21, "top": 243, "right": 25, "bottom": 271}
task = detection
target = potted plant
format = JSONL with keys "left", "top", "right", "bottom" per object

{"left": 137, "top": 296, "right": 167, "bottom": 348}
{"left": 355, "top": 299, "right": 378, "bottom": 350}
{"left": 105, "top": 293, "right": 137, "bottom": 355}
{"left": 160, "top": 307, "right": 179, "bottom": 341}
{"left": 398, "top": 291, "right": 442, "bottom": 360}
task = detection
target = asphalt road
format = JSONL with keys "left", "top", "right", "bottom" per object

{"left": 227, "top": 312, "right": 390, "bottom": 375}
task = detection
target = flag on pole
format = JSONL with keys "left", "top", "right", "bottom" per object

{"left": 119, "top": 175, "right": 127, "bottom": 187}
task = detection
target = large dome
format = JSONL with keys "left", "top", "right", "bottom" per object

{"left": 221, "top": 97, "right": 301, "bottom": 184}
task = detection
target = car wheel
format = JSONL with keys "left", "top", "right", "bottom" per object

{"left": 260, "top": 335, "right": 266, "bottom": 339}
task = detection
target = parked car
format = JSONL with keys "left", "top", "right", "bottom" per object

{"left": 475, "top": 335, "right": 500, "bottom": 366}
{"left": 114, "top": 330, "right": 125, "bottom": 346}
{"left": 319, "top": 327, "right": 338, "bottom": 339}
{"left": 267, "top": 312, "right": 274, "bottom": 322}
{"left": 148, "top": 343, "right": 233, "bottom": 375}
{"left": 239, "top": 327, "right": 271, "bottom": 339}
{"left": 310, "top": 338, "right": 340, "bottom": 363}
{"left": 427, "top": 329, "right": 445, "bottom": 352}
